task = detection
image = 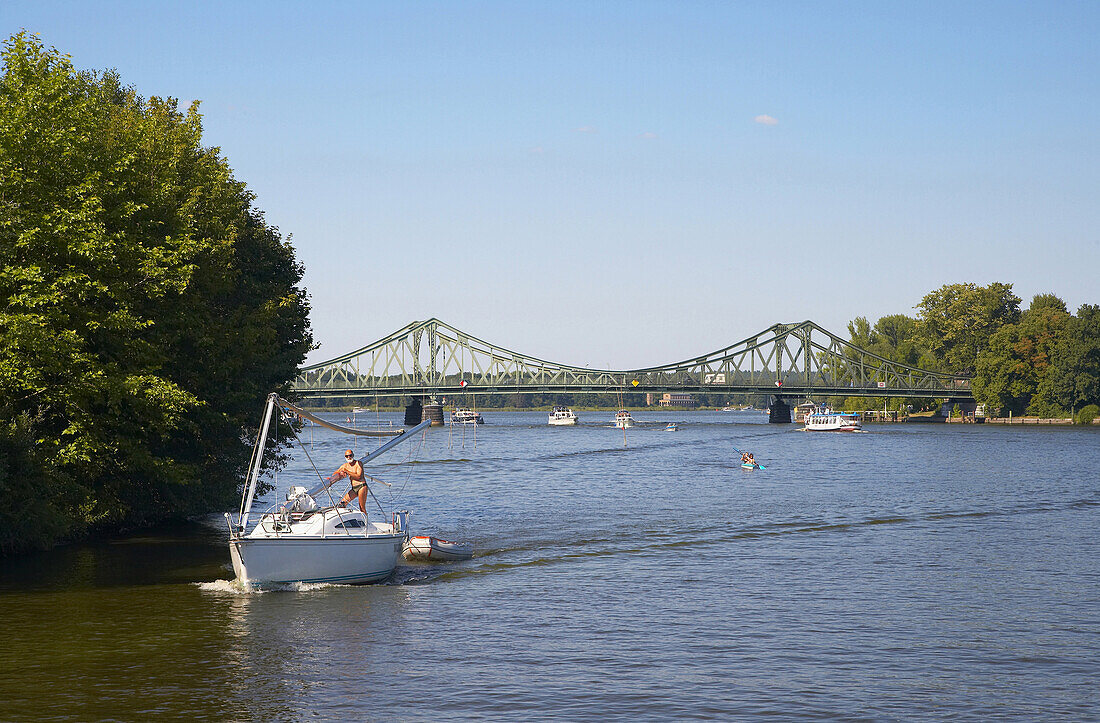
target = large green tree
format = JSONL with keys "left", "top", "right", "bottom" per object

{"left": 973, "top": 294, "right": 1073, "bottom": 416}
{"left": 916, "top": 282, "right": 1021, "bottom": 373}
{"left": 1033, "top": 303, "right": 1100, "bottom": 415}
{"left": 0, "top": 33, "right": 312, "bottom": 551}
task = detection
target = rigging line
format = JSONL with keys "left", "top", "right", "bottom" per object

{"left": 364, "top": 473, "right": 392, "bottom": 488}
{"left": 285, "top": 413, "right": 343, "bottom": 513}
{"left": 366, "top": 485, "right": 387, "bottom": 516}
{"left": 387, "top": 428, "right": 425, "bottom": 505}
{"left": 393, "top": 426, "right": 428, "bottom": 499}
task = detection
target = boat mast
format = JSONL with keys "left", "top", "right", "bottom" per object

{"left": 238, "top": 392, "right": 278, "bottom": 529}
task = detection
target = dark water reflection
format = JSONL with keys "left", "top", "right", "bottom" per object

{"left": 3, "top": 412, "right": 1099, "bottom": 720}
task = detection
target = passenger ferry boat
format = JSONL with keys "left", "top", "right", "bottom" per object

{"left": 450, "top": 407, "right": 484, "bottom": 424}
{"left": 803, "top": 406, "right": 863, "bottom": 432}
{"left": 548, "top": 406, "right": 578, "bottom": 425}
{"left": 614, "top": 410, "right": 635, "bottom": 428}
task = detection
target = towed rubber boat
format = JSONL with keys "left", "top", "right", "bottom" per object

{"left": 402, "top": 535, "right": 474, "bottom": 562}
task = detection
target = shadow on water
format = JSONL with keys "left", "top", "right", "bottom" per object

{"left": 0, "top": 520, "right": 230, "bottom": 592}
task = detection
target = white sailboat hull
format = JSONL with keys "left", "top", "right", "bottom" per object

{"left": 230, "top": 534, "right": 404, "bottom": 585}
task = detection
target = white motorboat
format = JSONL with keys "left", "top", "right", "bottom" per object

{"left": 803, "top": 405, "right": 863, "bottom": 432}
{"left": 226, "top": 393, "right": 432, "bottom": 586}
{"left": 402, "top": 535, "right": 474, "bottom": 562}
{"left": 614, "top": 410, "right": 635, "bottom": 428}
{"left": 548, "top": 406, "right": 578, "bottom": 425}
{"left": 451, "top": 407, "right": 484, "bottom": 424}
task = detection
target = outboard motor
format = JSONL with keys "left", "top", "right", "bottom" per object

{"left": 284, "top": 485, "right": 318, "bottom": 514}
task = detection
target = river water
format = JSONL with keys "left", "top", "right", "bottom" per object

{"left": 3, "top": 411, "right": 1098, "bottom": 720}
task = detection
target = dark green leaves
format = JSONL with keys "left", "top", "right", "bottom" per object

{"left": 1, "top": 33, "right": 312, "bottom": 551}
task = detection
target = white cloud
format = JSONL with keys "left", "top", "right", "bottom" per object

{"left": 754, "top": 114, "right": 778, "bottom": 126}
{"left": 638, "top": 132, "right": 658, "bottom": 139}
{"left": 573, "top": 125, "right": 598, "bottom": 133}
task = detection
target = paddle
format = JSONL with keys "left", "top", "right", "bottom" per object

{"left": 732, "top": 445, "right": 766, "bottom": 470}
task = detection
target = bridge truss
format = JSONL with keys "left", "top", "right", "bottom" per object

{"left": 292, "top": 319, "right": 971, "bottom": 401}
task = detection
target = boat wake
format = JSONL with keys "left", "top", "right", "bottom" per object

{"left": 195, "top": 579, "right": 347, "bottom": 594}
{"left": 396, "top": 497, "right": 1100, "bottom": 583}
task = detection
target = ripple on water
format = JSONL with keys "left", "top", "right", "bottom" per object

{"left": 3, "top": 412, "right": 1099, "bottom": 720}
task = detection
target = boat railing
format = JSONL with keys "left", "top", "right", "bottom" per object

{"left": 227, "top": 501, "right": 408, "bottom": 540}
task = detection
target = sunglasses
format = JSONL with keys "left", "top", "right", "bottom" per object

{"left": 344, "top": 454, "right": 353, "bottom": 458}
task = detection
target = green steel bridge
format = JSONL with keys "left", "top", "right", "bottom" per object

{"left": 292, "top": 319, "right": 972, "bottom": 412}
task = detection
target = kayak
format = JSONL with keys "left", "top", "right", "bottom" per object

{"left": 740, "top": 462, "right": 766, "bottom": 470}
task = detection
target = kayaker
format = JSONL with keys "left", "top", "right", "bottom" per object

{"left": 332, "top": 449, "right": 369, "bottom": 514}
{"left": 747, "top": 453, "right": 756, "bottom": 466}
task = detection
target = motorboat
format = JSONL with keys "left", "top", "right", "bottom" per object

{"left": 803, "top": 405, "right": 863, "bottom": 432}
{"left": 451, "top": 407, "right": 484, "bottom": 424}
{"left": 548, "top": 406, "right": 578, "bottom": 425}
{"left": 402, "top": 535, "right": 474, "bottom": 562}
{"left": 614, "top": 410, "right": 635, "bottom": 428}
{"left": 226, "top": 393, "right": 432, "bottom": 586}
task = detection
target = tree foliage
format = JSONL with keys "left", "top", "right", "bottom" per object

{"left": 0, "top": 33, "right": 312, "bottom": 551}
{"left": 844, "top": 283, "right": 1099, "bottom": 418}
{"left": 916, "top": 282, "right": 1021, "bottom": 373}
{"left": 973, "top": 295, "right": 1071, "bottom": 416}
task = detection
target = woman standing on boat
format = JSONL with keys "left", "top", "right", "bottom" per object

{"left": 332, "top": 450, "right": 369, "bottom": 514}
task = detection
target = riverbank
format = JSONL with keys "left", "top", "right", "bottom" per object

{"left": 835, "top": 411, "right": 1099, "bottom": 426}
{"left": 983, "top": 416, "right": 1099, "bottom": 425}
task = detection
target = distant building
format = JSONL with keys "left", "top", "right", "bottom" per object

{"left": 659, "top": 393, "right": 694, "bottom": 407}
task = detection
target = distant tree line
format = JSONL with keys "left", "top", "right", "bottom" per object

{"left": 836, "top": 282, "right": 1099, "bottom": 421}
{"left": 0, "top": 34, "right": 312, "bottom": 554}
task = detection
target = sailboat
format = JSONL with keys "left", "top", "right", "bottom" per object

{"left": 225, "top": 393, "right": 431, "bottom": 586}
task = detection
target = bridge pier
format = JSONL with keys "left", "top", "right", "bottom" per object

{"left": 404, "top": 396, "right": 444, "bottom": 426}
{"left": 768, "top": 396, "right": 791, "bottom": 424}
{"left": 403, "top": 397, "right": 422, "bottom": 426}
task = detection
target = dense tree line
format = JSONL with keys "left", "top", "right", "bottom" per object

{"left": 841, "top": 282, "right": 1099, "bottom": 420}
{"left": 0, "top": 34, "right": 312, "bottom": 553}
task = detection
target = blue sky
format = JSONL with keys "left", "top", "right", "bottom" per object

{"left": 5, "top": 1, "right": 1099, "bottom": 367}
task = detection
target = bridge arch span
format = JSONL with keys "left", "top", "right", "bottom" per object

{"left": 291, "top": 318, "right": 971, "bottom": 402}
